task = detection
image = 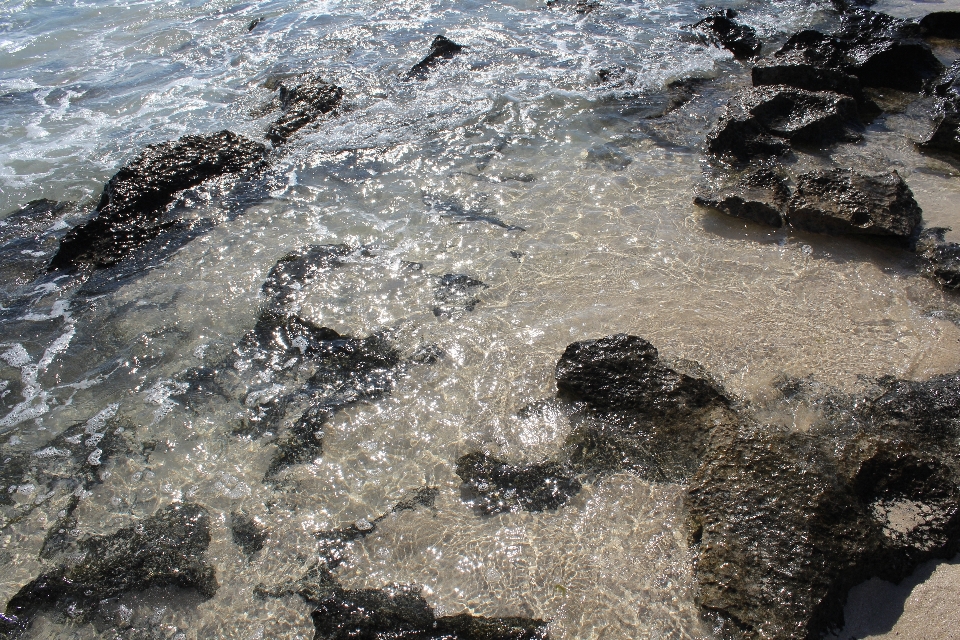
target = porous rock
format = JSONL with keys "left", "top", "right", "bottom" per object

{"left": 920, "top": 11, "right": 960, "bottom": 39}
{"left": 1, "top": 503, "right": 217, "bottom": 635}
{"left": 787, "top": 168, "right": 922, "bottom": 238}
{"left": 455, "top": 452, "right": 581, "bottom": 514}
{"left": 50, "top": 131, "right": 265, "bottom": 270}
{"left": 707, "top": 86, "right": 861, "bottom": 162}
{"left": 694, "top": 168, "right": 790, "bottom": 227}
{"left": 920, "top": 60, "right": 960, "bottom": 157}
{"left": 406, "top": 36, "right": 465, "bottom": 80}
{"left": 692, "top": 10, "right": 762, "bottom": 60}
{"left": 266, "top": 76, "right": 344, "bottom": 144}
{"left": 915, "top": 227, "right": 960, "bottom": 289}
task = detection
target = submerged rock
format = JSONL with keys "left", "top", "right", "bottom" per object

{"left": 707, "top": 86, "right": 861, "bottom": 162}
{"left": 455, "top": 452, "right": 581, "bottom": 514}
{"left": 0, "top": 200, "right": 72, "bottom": 293}
{"left": 231, "top": 510, "right": 267, "bottom": 557}
{"left": 261, "top": 244, "right": 352, "bottom": 308}
{"left": 311, "top": 585, "right": 549, "bottom": 640}
{"left": 433, "top": 273, "right": 487, "bottom": 318}
{"left": 1, "top": 503, "right": 217, "bottom": 636}
{"left": 406, "top": 36, "right": 465, "bottom": 80}
{"left": 692, "top": 10, "right": 762, "bottom": 60}
{"left": 787, "top": 169, "right": 922, "bottom": 238}
{"left": 50, "top": 131, "right": 265, "bottom": 270}
{"left": 915, "top": 227, "right": 960, "bottom": 289}
{"left": 266, "top": 76, "right": 344, "bottom": 144}
{"left": 694, "top": 168, "right": 790, "bottom": 227}
{"left": 920, "top": 11, "right": 960, "bottom": 39}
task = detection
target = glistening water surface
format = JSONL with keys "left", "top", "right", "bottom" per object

{"left": 2, "top": 0, "right": 960, "bottom": 637}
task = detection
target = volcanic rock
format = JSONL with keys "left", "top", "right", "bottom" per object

{"left": 920, "top": 11, "right": 960, "bottom": 39}
{"left": 707, "top": 86, "right": 861, "bottom": 162}
{"left": 920, "top": 61, "right": 960, "bottom": 157}
{"left": 455, "top": 452, "right": 581, "bottom": 514}
{"left": 694, "top": 168, "right": 790, "bottom": 227}
{"left": 266, "top": 76, "right": 344, "bottom": 144}
{"left": 406, "top": 36, "right": 465, "bottom": 80}
{"left": 692, "top": 10, "right": 762, "bottom": 59}
{"left": 915, "top": 227, "right": 960, "bottom": 289}
{"left": 50, "top": 131, "right": 265, "bottom": 270}
{"left": 1, "top": 503, "right": 217, "bottom": 636}
{"left": 787, "top": 169, "right": 922, "bottom": 238}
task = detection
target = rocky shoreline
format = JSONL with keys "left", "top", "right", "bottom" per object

{"left": 2, "top": 2, "right": 960, "bottom": 639}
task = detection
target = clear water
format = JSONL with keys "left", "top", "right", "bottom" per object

{"left": 2, "top": 0, "right": 960, "bottom": 637}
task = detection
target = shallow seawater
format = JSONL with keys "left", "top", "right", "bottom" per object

{"left": 2, "top": 0, "right": 960, "bottom": 637}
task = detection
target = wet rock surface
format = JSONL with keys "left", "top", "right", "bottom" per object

{"left": 49, "top": 131, "right": 265, "bottom": 270}
{"left": 406, "top": 36, "right": 465, "bottom": 80}
{"left": 1, "top": 502, "right": 217, "bottom": 636}
{"left": 0, "top": 200, "right": 73, "bottom": 296}
{"left": 787, "top": 169, "right": 922, "bottom": 238}
{"left": 694, "top": 168, "right": 789, "bottom": 227}
{"left": 455, "top": 452, "right": 581, "bottom": 514}
{"left": 692, "top": 10, "right": 762, "bottom": 60}
{"left": 707, "top": 86, "right": 862, "bottom": 162}
{"left": 266, "top": 75, "right": 344, "bottom": 144}
{"left": 920, "top": 60, "right": 960, "bottom": 157}
{"left": 915, "top": 227, "right": 960, "bottom": 289}
{"left": 433, "top": 273, "right": 487, "bottom": 318}
{"left": 231, "top": 510, "right": 267, "bottom": 557}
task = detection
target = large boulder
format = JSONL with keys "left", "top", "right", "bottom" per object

{"left": 707, "top": 86, "right": 861, "bottom": 162}
{"left": 266, "top": 75, "right": 343, "bottom": 144}
{"left": 50, "top": 131, "right": 265, "bottom": 270}
{"left": 920, "top": 11, "right": 960, "bottom": 39}
{"left": 694, "top": 168, "right": 790, "bottom": 228}
{"left": 787, "top": 169, "right": 922, "bottom": 238}
{"left": 1, "top": 503, "right": 217, "bottom": 635}
{"left": 691, "top": 10, "right": 762, "bottom": 60}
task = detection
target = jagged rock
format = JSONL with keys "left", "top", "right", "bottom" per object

{"left": 266, "top": 76, "right": 344, "bottom": 144}
{"left": 920, "top": 11, "right": 960, "bottom": 39}
{"left": 555, "top": 334, "right": 728, "bottom": 417}
{"left": 455, "top": 452, "right": 581, "bottom": 515}
{"left": 1, "top": 503, "right": 217, "bottom": 636}
{"left": 433, "top": 274, "right": 487, "bottom": 318}
{"left": 787, "top": 169, "right": 922, "bottom": 238}
{"left": 920, "top": 61, "right": 960, "bottom": 157}
{"left": 765, "top": 12, "right": 943, "bottom": 94}
{"left": 694, "top": 168, "right": 790, "bottom": 227}
{"left": 406, "top": 36, "right": 465, "bottom": 80}
{"left": 0, "top": 200, "right": 72, "bottom": 292}
{"left": 752, "top": 57, "right": 867, "bottom": 106}
{"left": 310, "top": 585, "right": 549, "bottom": 640}
{"left": 707, "top": 86, "right": 861, "bottom": 162}
{"left": 231, "top": 511, "right": 267, "bottom": 557}
{"left": 915, "top": 227, "right": 960, "bottom": 289}
{"left": 859, "top": 371, "right": 960, "bottom": 446}
{"left": 49, "top": 131, "right": 265, "bottom": 270}
{"left": 692, "top": 10, "right": 762, "bottom": 60}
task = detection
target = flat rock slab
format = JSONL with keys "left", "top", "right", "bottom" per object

{"left": 695, "top": 168, "right": 790, "bottom": 227}
{"left": 707, "top": 86, "right": 861, "bottom": 161}
{"left": 787, "top": 169, "right": 922, "bottom": 238}
{"left": 50, "top": 131, "right": 265, "bottom": 270}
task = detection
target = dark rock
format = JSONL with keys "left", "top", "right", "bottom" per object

{"left": 231, "top": 511, "right": 267, "bottom": 557}
{"left": 920, "top": 61, "right": 960, "bottom": 157}
{"left": 546, "top": 0, "right": 600, "bottom": 13}
{"left": 50, "top": 131, "right": 265, "bottom": 270}
{"left": 433, "top": 273, "right": 487, "bottom": 318}
{"left": 425, "top": 195, "right": 525, "bottom": 231}
{"left": 406, "top": 36, "right": 465, "bottom": 81}
{"left": 787, "top": 169, "right": 922, "bottom": 238}
{"left": 251, "top": 309, "right": 342, "bottom": 355}
{"left": 555, "top": 334, "right": 728, "bottom": 417}
{"left": 455, "top": 451, "right": 581, "bottom": 515}
{"left": 692, "top": 10, "right": 762, "bottom": 60}
{"left": 265, "top": 404, "right": 331, "bottom": 477}
{"left": 859, "top": 371, "right": 960, "bottom": 447}
{"left": 752, "top": 60, "right": 868, "bottom": 106}
{"left": 694, "top": 168, "right": 790, "bottom": 228}
{"left": 266, "top": 76, "right": 344, "bottom": 144}
{"left": 920, "top": 11, "right": 960, "bottom": 39}
{"left": 915, "top": 227, "right": 960, "bottom": 289}
{"left": 706, "top": 86, "right": 861, "bottom": 162}
{"left": 310, "top": 585, "right": 549, "bottom": 640}
{"left": 261, "top": 244, "right": 352, "bottom": 307}
{"left": 0, "top": 200, "right": 72, "bottom": 293}
{"left": 1, "top": 503, "right": 217, "bottom": 636}
{"left": 248, "top": 16, "right": 263, "bottom": 31}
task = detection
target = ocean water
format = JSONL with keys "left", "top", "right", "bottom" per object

{"left": 2, "top": 0, "right": 960, "bottom": 637}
